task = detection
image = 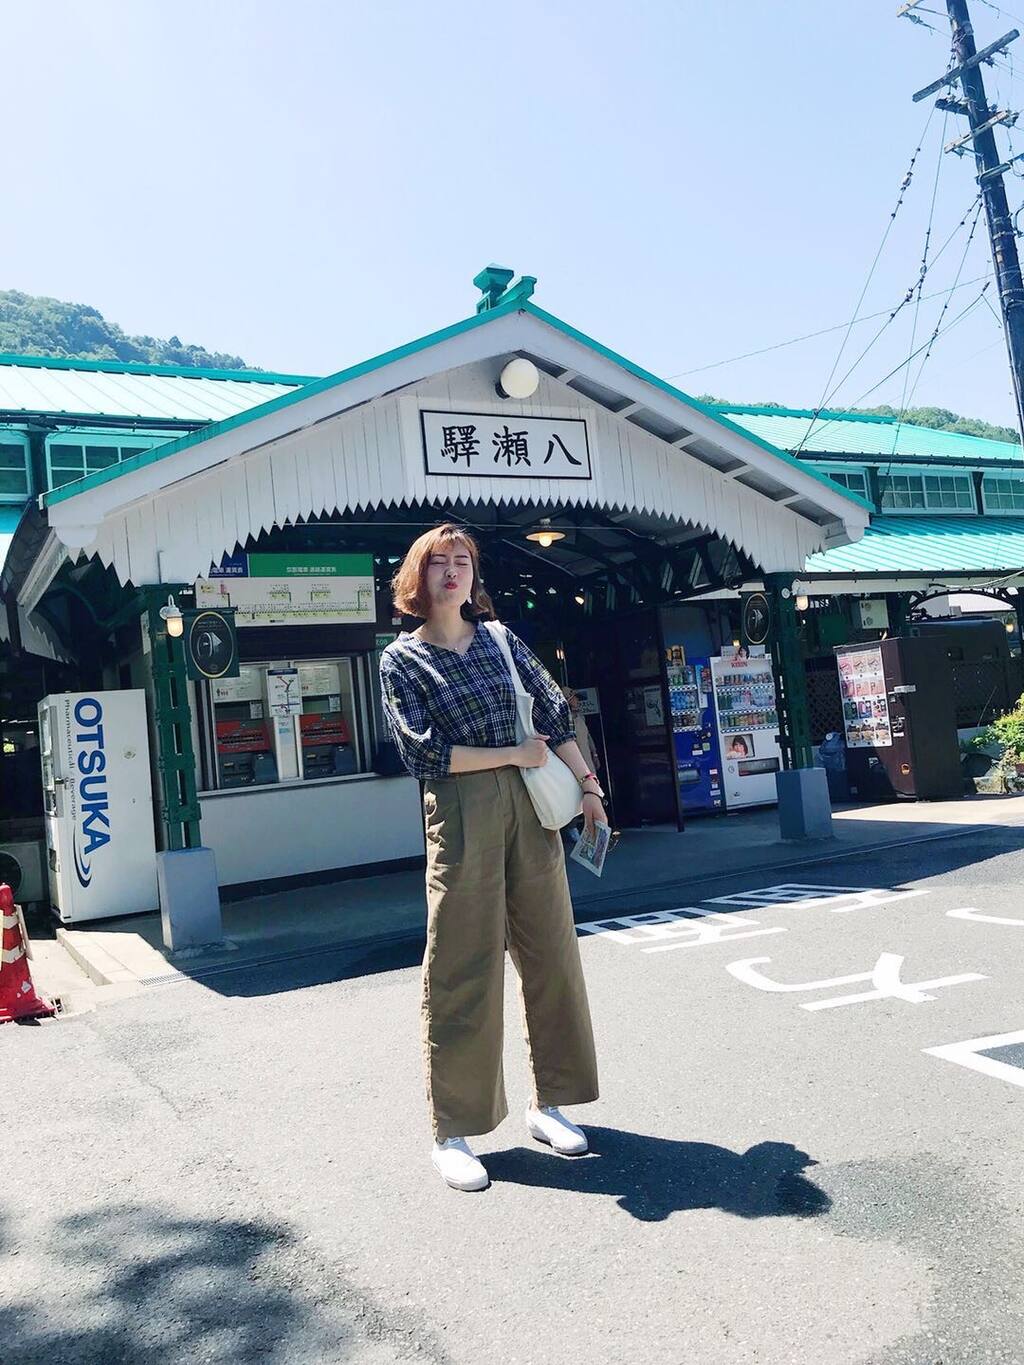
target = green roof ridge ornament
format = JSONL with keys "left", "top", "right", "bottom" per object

{"left": 473, "top": 264, "right": 536, "bottom": 313}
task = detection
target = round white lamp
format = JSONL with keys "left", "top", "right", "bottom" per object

{"left": 159, "top": 593, "right": 184, "bottom": 638}
{"left": 497, "top": 357, "right": 540, "bottom": 400}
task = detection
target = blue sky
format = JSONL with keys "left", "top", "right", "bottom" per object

{"left": 5, "top": 0, "right": 1024, "bottom": 427}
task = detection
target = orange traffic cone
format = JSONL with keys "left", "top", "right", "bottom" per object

{"left": 0, "top": 883, "right": 54, "bottom": 1022}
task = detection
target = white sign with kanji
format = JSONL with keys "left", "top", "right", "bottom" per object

{"left": 420, "top": 410, "right": 592, "bottom": 480}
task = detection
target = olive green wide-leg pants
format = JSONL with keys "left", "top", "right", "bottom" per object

{"left": 421, "top": 767, "right": 599, "bottom": 1142}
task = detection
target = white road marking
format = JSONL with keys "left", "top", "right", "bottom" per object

{"left": 726, "top": 952, "right": 988, "bottom": 1011}
{"left": 578, "top": 907, "right": 786, "bottom": 951}
{"left": 947, "top": 906, "right": 1024, "bottom": 927}
{"left": 923, "top": 1029, "right": 1024, "bottom": 1089}
{"left": 707, "top": 883, "right": 930, "bottom": 914}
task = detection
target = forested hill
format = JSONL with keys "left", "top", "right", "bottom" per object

{"left": 0, "top": 290, "right": 254, "bottom": 370}
{"left": 700, "top": 395, "right": 1019, "bottom": 446}
{"left": 2, "top": 289, "right": 1017, "bottom": 442}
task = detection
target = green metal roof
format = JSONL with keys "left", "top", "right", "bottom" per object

{"left": 805, "top": 514, "right": 1024, "bottom": 576}
{"left": 39, "top": 296, "right": 872, "bottom": 514}
{"left": 714, "top": 405, "right": 1023, "bottom": 465}
{"left": 0, "top": 352, "right": 312, "bottom": 423}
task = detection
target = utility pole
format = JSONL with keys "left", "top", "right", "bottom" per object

{"left": 910, "top": 0, "right": 1024, "bottom": 441}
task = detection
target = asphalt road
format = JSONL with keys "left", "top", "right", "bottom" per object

{"left": 4, "top": 822, "right": 1024, "bottom": 1364}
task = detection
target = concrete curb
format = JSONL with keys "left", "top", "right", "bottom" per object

{"left": 56, "top": 928, "right": 140, "bottom": 988}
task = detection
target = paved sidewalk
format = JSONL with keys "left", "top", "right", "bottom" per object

{"left": 39, "top": 792, "right": 1024, "bottom": 1004}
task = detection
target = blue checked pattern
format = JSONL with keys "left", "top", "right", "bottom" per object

{"left": 379, "top": 622, "right": 575, "bottom": 779}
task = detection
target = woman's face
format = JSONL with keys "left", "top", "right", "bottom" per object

{"left": 424, "top": 541, "right": 474, "bottom": 611}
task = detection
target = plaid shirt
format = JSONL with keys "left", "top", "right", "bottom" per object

{"left": 379, "top": 622, "right": 575, "bottom": 780}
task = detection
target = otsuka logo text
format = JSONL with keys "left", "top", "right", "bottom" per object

{"left": 73, "top": 697, "right": 110, "bottom": 887}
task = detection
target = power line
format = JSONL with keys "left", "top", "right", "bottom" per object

{"left": 891, "top": 104, "right": 952, "bottom": 453}
{"left": 794, "top": 192, "right": 984, "bottom": 424}
{"left": 797, "top": 286, "right": 991, "bottom": 446}
{"left": 665, "top": 271, "right": 991, "bottom": 380}
{"left": 976, "top": 0, "right": 1024, "bottom": 28}
{"left": 886, "top": 197, "right": 986, "bottom": 469}
{"left": 793, "top": 102, "right": 944, "bottom": 455}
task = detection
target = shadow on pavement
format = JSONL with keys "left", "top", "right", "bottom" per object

{"left": 0, "top": 1202, "right": 338, "bottom": 1364}
{"left": 484, "top": 1127, "right": 831, "bottom": 1223}
{"left": 192, "top": 933, "right": 426, "bottom": 998}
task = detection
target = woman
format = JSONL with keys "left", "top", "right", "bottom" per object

{"left": 380, "top": 524, "right": 603, "bottom": 1193}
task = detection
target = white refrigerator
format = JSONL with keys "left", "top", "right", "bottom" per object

{"left": 709, "top": 651, "right": 783, "bottom": 809}
{"left": 39, "top": 689, "right": 159, "bottom": 923}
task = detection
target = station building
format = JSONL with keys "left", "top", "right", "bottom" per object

{"left": 4, "top": 268, "right": 1017, "bottom": 907}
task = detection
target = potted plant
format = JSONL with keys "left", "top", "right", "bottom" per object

{"left": 981, "top": 696, "right": 1024, "bottom": 791}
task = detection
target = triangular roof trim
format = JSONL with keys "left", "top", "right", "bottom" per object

{"left": 41, "top": 299, "right": 871, "bottom": 518}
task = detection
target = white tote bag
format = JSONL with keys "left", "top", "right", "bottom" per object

{"left": 484, "top": 620, "right": 583, "bottom": 830}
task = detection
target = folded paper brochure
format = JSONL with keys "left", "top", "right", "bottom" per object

{"left": 569, "top": 821, "right": 612, "bottom": 878}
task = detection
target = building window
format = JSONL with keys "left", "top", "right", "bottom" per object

{"left": 202, "top": 656, "right": 371, "bottom": 790}
{"left": 877, "top": 470, "right": 975, "bottom": 512}
{"left": 45, "top": 430, "right": 171, "bottom": 491}
{"left": 810, "top": 465, "right": 869, "bottom": 499}
{"left": 982, "top": 473, "right": 1024, "bottom": 513}
{"left": 0, "top": 433, "right": 31, "bottom": 501}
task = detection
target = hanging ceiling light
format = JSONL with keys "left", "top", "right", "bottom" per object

{"left": 525, "top": 518, "right": 566, "bottom": 549}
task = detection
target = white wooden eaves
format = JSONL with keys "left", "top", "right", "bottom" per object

{"left": 44, "top": 310, "right": 869, "bottom": 585}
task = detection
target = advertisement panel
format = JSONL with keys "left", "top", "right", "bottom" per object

{"left": 837, "top": 646, "right": 893, "bottom": 749}
{"left": 196, "top": 552, "right": 375, "bottom": 626}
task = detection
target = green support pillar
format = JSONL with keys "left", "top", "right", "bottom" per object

{"left": 885, "top": 593, "right": 910, "bottom": 635}
{"left": 142, "top": 586, "right": 202, "bottom": 851}
{"left": 765, "top": 575, "right": 814, "bottom": 771}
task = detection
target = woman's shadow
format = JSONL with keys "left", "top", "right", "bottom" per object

{"left": 484, "top": 1128, "right": 831, "bottom": 1222}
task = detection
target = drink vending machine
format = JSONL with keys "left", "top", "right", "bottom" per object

{"left": 38, "top": 690, "right": 159, "bottom": 923}
{"left": 665, "top": 649, "right": 723, "bottom": 814}
{"left": 709, "top": 650, "right": 783, "bottom": 809}
{"left": 835, "top": 637, "right": 962, "bottom": 800}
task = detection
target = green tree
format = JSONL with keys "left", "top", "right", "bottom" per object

{"left": 0, "top": 290, "right": 255, "bottom": 370}
{"left": 701, "top": 396, "right": 1019, "bottom": 445}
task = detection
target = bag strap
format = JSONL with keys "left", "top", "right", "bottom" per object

{"left": 483, "top": 620, "right": 528, "bottom": 698}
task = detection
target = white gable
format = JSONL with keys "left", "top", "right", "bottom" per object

{"left": 43, "top": 308, "right": 868, "bottom": 586}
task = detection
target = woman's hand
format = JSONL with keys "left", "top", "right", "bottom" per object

{"left": 514, "top": 735, "right": 550, "bottom": 768}
{"left": 581, "top": 791, "right": 607, "bottom": 839}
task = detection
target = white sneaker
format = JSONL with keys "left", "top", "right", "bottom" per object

{"left": 431, "top": 1137, "right": 489, "bottom": 1191}
{"left": 526, "top": 1105, "right": 589, "bottom": 1155}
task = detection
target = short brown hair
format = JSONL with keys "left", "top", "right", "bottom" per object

{"left": 390, "top": 524, "right": 495, "bottom": 621}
